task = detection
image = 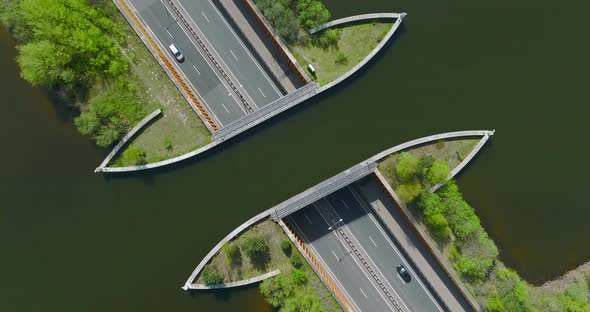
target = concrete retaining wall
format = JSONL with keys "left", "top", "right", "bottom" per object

{"left": 310, "top": 13, "right": 402, "bottom": 34}
{"left": 187, "top": 269, "right": 280, "bottom": 290}
{"left": 318, "top": 13, "right": 406, "bottom": 93}
{"left": 182, "top": 208, "right": 274, "bottom": 290}
{"left": 95, "top": 109, "right": 162, "bottom": 172}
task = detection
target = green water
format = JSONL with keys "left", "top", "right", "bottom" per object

{"left": 1, "top": 0, "right": 589, "bottom": 310}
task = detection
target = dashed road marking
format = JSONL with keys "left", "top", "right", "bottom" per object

{"left": 360, "top": 288, "right": 368, "bottom": 298}
{"left": 331, "top": 250, "right": 339, "bottom": 261}
{"left": 221, "top": 104, "right": 229, "bottom": 113}
{"left": 304, "top": 214, "right": 313, "bottom": 225}
{"left": 192, "top": 64, "right": 200, "bottom": 75}
{"left": 369, "top": 236, "right": 377, "bottom": 247}
{"left": 230, "top": 49, "right": 238, "bottom": 60}
{"left": 258, "top": 88, "right": 266, "bottom": 98}
{"left": 201, "top": 11, "right": 209, "bottom": 22}
{"left": 165, "top": 29, "right": 173, "bottom": 38}
{"left": 342, "top": 200, "right": 349, "bottom": 209}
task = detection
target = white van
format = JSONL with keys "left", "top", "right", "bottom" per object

{"left": 169, "top": 44, "right": 184, "bottom": 62}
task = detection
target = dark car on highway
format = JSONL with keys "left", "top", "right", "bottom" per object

{"left": 397, "top": 264, "right": 411, "bottom": 283}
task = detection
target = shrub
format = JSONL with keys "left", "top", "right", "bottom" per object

{"left": 222, "top": 243, "right": 241, "bottom": 266}
{"left": 395, "top": 180, "right": 422, "bottom": 203}
{"left": 280, "top": 240, "right": 292, "bottom": 256}
{"left": 335, "top": 49, "right": 348, "bottom": 64}
{"left": 426, "top": 160, "right": 450, "bottom": 185}
{"left": 562, "top": 280, "right": 589, "bottom": 304}
{"left": 396, "top": 152, "right": 419, "bottom": 181}
{"left": 201, "top": 265, "right": 224, "bottom": 285}
{"left": 242, "top": 237, "right": 270, "bottom": 268}
{"left": 259, "top": 274, "right": 295, "bottom": 308}
{"left": 163, "top": 137, "right": 173, "bottom": 151}
{"left": 121, "top": 147, "right": 146, "bottom": 165}
{"left": 487, "top": 294, "right": 505, "bottom": 312}
{"left": 425, "top": 212, "right": 451, "bottom": 240}
{"left": 290, "top": 253, "right": 304, "bottom": 268}
{"left": 291, "top": 269, "right": 307, "bottom": 285}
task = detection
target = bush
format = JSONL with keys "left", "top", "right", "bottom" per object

{"left": 291, "top": 269, "right": 307, "bottom": 285}
{"left": 222, "top": 243, "right": 241, "bottom": 266}
{"left": 316, "top": 29, "right": 337, "bottom": 48}
{"left": 426, "top": 160, "right": 450, "bottom": 185}
{"left": 335, "top": 49, "right": 348, "bottom": 64}
{"left": 396, "top": 152, "right": 419, "bottom": 181}
{"left": 280, "top": 240, "right": 292, "bottom": 256}
{"left": 395, "top": 180, "right": 422, "bottom": 203}
{"left": 242, "top": 237, "right": 270, "bottom": 268}
{"left": 259, "top": 274, "right": 295, "bottom": 308}
{"left": 201, "top": 265, "right": 224, "bottom": 285}
{"left": 121, "top": 147, "right": 146, "bottom": 165}
{"left": 425, "top": 213, "right": 451, "bottom": 240}
{"left": 290, "top": 253, "right": 304, "bottom": 268}
{"left": 163, "top": 137, "right": 173, "bottom": 151}
{"left": 487, "top": 294, "right": 505, "bottom": 312}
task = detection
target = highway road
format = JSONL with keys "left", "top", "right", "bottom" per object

{"left": 133, "top": 0, "right": 245, "bottom": 126}
{"left": 173, "top": 0, "right": 282, "bottom": 106}
{"left": 287, "top": 186, "right": 444, "bottom": 311}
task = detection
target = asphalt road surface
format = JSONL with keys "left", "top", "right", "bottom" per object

{"left": 173, "top": 0, "right": 282, "bottom": 106}
{"left": 287, "top": 185, "right": 443, "bottom": 312}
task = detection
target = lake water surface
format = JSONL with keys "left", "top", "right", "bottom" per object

{"left": 1, "top": 0, "right": 589, "bottom": 310}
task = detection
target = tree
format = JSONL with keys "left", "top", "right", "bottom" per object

{"left": 290, "top": 253, "right": 304, "bottom": 268}
{"left": 487, "top": 294, "right": 505, "bottom": 312}
{"left": 395, "top": 180, "right": 422, "bottom": 203}
{"left": 290, "top": 269, "right": 307, "bottom": 285}
{"left": 281, "top": 289, "right": 323, "bottom": 312}
{"left": 222, "top": 243, "right": 241, "bottom": 266}
{"left": 259, "top": 274, "right": 295, "bottom": 308}
{"left": 396, "top": 152, "right": 419, "bottom": 181}
{"left": 280, "top": 240, "right": 292, "bottom": 256}
{"left": 242, "top": 237, "right": 270, "bottom": 268}
{"left": 201, "top": 265, "right": 224, "bottom": 285}
{"left": 296, "top": 0, "right": 330, "bottom": 29}
{"left": 425, "top": 213, "right": 451, "bottom": 240}
{"left": 426, "top": 160, "right": 450, "bottom": 185}
{"left": 15, "top": 0, "right": 128, "bottom": 85}
{"left": 121, "top": 147, "right": 146, "bottom": 165}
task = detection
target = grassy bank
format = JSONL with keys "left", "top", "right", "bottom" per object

{"left": 0, "top": 0, "right": 210, "bottom": 167}
{"left": 290, "top": 22, "right": 393, "bottom": 86}
{"left": 103, "top": 0, "right": 210, "bottom": 166}
{"left": 197, "top": 219, "right": 342, "bottom": 312}
{"left": 378, "top": 139, "right": 590, "bottom": 311}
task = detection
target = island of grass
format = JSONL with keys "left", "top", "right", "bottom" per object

{"left": 0, "top": 0, "right": 211, "bottom": 168}
{"left": 195, "top": 219, "right": 342, "bottom": 312}
{"left": 254, "top": 0, "right": 398, "bottom": 86}
{"left": 377, "top": 138, "right": 590, "bottom": 311}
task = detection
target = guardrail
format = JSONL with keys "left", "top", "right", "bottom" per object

{"left": 165, "top": 0, "right": 253, "bottom": 113}
{"left": 279, "top": 219, "right": 353, "bottom": 312}
{"left": 213, "top": 82, "right": 318, "bottom": 141}
{"left": 113, "top": 0, "right": 218, "bottom": 131}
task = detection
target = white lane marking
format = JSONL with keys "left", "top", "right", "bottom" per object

{"left": 360, "top": 288, "right": 368, "bottom": 298}
{"left": 369, "top": 236, "right": 377, "bottom": 247}
{"left": 331, "top": 250, "right": 339, "bottom": 261}
{"left": 230, "top": 49, "right": 238, "bottom": 60}
{"left": 258, "top": 88, "right": 266, "bottom": 98}
{"left": 304, "top": 214, "right": 313, "bottom": 225}
{"left": 313, "top": 203, "right": 397, "bottom": 312}
{"left": 201, "top": 11, "right": 210, "bottom": 22}
{"left": 165, "top": 29, "right": 173, "bottom": 38}
{"left": 192, "top": 64, "right": 200, "bottom": 75}
{"left": 169, "top": 8, "right": 245, "bottom": 115}
{"left": 342, "top": 200, "right": 350, "bottom": 209}
{"left": 221, "top": 104, "right": 229, "bottom": 113}
{"left": 206, "top": 0, "right": 281, "bottom": 96}
{"left": 346, "top": 186, "right": 444, "bottom": 312}
{"left": 288, "top": 216, "right": 363, "bottom": 312}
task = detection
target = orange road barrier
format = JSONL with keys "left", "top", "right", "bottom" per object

{"left": 283, "top": 222, "right": 353, "bottom": 312}
{"left": 116, "top": 0, "right": 219, "bottom": 131}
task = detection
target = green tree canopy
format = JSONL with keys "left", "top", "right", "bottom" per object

{"left": 15, "top": 0, "right": 127, "bottom": 86}
{"left": 121, "top": 147, "right": 146, "bottom": 166}
{"left": 396, "top": 152, "right": 419, "bottom": 182}
{"left": 296, "top": 0, "right": 330, "bottom": 29}
{"left": 426, "top": 160, "right": 450, "bottom": 185}
{"left": 242, "top": 237, "right": 270, "bottom": 268}
{"left": 395, "top": 180, "right": 422, "bottom": 203}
